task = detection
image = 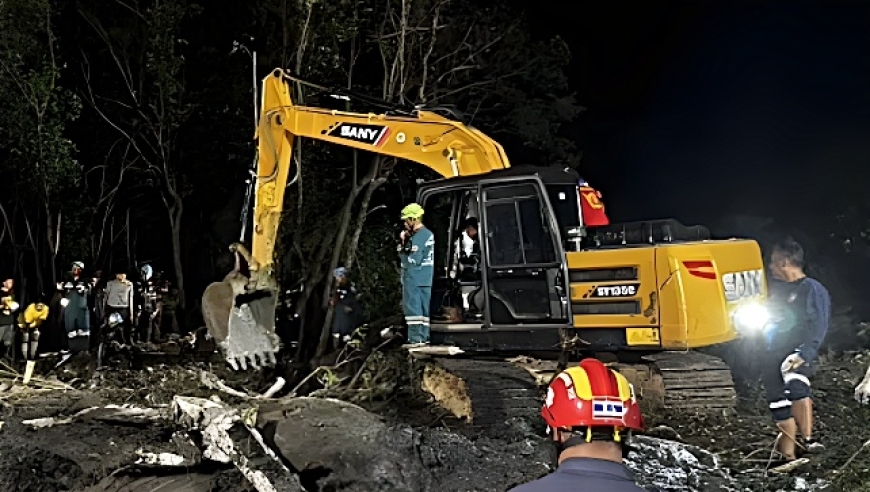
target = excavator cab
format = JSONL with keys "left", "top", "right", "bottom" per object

{"left": 422, "top": 166, "right": 580, "bottom": 352}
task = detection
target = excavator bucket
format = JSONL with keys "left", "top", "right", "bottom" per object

{"left": 201, "top": 279, "right": 281, "bottom": 371}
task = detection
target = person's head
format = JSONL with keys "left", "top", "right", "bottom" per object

{"left": 769, "top": 238, "right": 806, "bottom": 282}
{"left": 140, "top": 264, "right": 153, "bottom": 281}
{"left": 71, "top": 261, "right": 84, "bottom": 276}
{"left": 463, "top": 217, "right": 478, "bottom": 238}
{"left": 115, "top": 272, "right": 127, "bottom": 281}
{"left": 400, "top": 203, "right": 425, "bottom": 230}
{"left": 1, "top": 278, "right": 12, "bottom": 290}
{"left": 333, "top": 266, "right": 348, "bottom": 285}
{"left": 542, "top": 358, "right": 644, "bottom": 464}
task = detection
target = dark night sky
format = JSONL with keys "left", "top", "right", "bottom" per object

{"left": 528, "top": 2, "right": 870, "bottom": 228}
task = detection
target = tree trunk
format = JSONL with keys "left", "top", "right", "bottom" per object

{"left": 315, "top": 155, "right": 380, "bottom": 358}
{"left": 345, "top": 164, "right": 392, "bottom": 269}
{"left": 169, "top": 203, "right": 186, "bottom": 309}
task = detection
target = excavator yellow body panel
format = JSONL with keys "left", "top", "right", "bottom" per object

{"left": 567, "top": 239, "right": 766, "bottom": 350}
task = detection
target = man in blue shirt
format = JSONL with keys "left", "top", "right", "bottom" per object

{"left": 763, "top": 238, "right": 830, "bottom": 462}
{"left": 397, "top": 203, "right": 435, "bottom": 347}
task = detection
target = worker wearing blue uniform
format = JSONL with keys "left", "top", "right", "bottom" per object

{"left": 762, "top": 238, "right": 830, "bottom": 463}
{"left": 398, "top": 203, "right": 434, "bottom": 346}
{"left": 507, "top": 359, "right": 656, "bottom": 492}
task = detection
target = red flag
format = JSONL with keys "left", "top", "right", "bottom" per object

{"left": 578, "top": 185, "right": 609, "bottom": 227}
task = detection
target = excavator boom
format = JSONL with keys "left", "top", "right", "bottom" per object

{"left": 202, "top": 68, "right": 510, "bottom": 370}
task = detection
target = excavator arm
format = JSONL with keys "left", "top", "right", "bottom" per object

{"left": 202, "top": 68, "right": 511, "bottom": 370}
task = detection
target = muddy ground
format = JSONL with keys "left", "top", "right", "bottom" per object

{"left": 1, "top": 344, "right": 870, "bottom": 491}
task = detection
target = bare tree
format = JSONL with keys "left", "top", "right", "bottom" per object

{"left": 79, "top": 0, "right": 195, "bottom": 305}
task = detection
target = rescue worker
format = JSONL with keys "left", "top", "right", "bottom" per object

{"left": 507, "top": 358, "right": 650, "bottom": 492}
{"left": 397, "top": 203, "right": 435, "bottom": 347}
{"left": 18, "top": 296, "right": 48, "bottom": 360}
{"left": 762, "top": 238, "right": 830, "bottom": 462}
{"left": 329, "top": 266, "right": 363, "bottom": 348}
{"left": 135, "top": 264, "right": 159, "bottom": 344}
{"left": 18, "top": 296, "right": 48, "bottom": 381}
{"left": 157, "top": 282, "right": 180, "bottom": 337}
{"left": 102, "top": 267, "right": 135, "bottom": 345}
{"left": 59, "top": 261, "right": 91, "bottom": 350}
{"left": 0, "top": 278, "right": 20, "bottom": 361}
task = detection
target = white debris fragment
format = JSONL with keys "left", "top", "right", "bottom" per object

{"left": 171, "top": 396, "right": 304, "bottom": 492}
{"left": 22, "top": 416, "right": 74, "bottom": 428}
{"left": 135, "top": 450, "right": 187, "bottom": 467}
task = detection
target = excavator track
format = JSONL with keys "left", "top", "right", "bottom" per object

{"left": 616, "top": 351, "right": 738, "bottom": 413}
{"left": 421, "top": 350, "right": 737, "bottom": 432}
{"left": 430, "top": 358, "right": 543, "bottom": 435}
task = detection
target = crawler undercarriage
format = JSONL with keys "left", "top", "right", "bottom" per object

{"left": 413, "top": 347, "right": 738, "bottom": 430}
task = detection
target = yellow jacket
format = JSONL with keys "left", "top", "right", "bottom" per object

{"left": 18, "top": 303, "right": 48, "bottom": 329}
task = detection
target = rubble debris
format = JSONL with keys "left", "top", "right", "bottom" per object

{"left": 200, "top": 370, "right": 286, "bottom": 400}
{"left": 22, "top": 404, "right": 165, "bottom": 429}
{"left": 134, "top": 450, "right": 189, "bottom": 467}
{"left": 627, "top": 435, "right": 743, "bottom": 491}
{"left": 259, "top": 397, "right": 433, "bottom": 491}
{"left": 172, "top": 395, "right": 305, "bottom": 492}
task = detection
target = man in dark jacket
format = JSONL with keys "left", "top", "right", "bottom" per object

{"left": 0, "top": 278, "right": 19, "bottom": 361}
{"left": 329, "top": 267, "right": 363, "bottom": 348}
{"left": 60, "top": 261, "right": 91, "bottom": 352}
{"left": 762, "top": 238, "right": 830, "bottom": 462}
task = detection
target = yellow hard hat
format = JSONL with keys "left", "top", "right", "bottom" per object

{"left": 400, "top": 203, "right": 425, "bottom": 220}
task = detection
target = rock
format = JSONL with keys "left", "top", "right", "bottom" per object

{"left": 261, "top": 397, "right": 433, "bottom": 492}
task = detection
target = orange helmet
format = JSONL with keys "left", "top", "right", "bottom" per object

{"left": 542, "top": 358, "right": 644, "bottom": 442}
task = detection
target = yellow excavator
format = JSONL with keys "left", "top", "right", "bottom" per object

{"left": 202, "top": 68, "right": 770, "bottom": 409}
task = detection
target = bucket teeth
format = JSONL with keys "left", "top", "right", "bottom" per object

{"left": 223, "top": 347, "right": 279, "bottom": 372}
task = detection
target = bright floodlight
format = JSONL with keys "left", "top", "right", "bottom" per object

{"left": 732, "top": 302, "right": 770, "bottom": 332}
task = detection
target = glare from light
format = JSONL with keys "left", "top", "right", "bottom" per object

{"left": 732, "top": 303, "right": 771, "bottom": 332}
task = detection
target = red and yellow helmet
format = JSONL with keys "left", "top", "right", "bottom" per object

{"left": 542, "top": 358, "right": 644, "bottom": 441}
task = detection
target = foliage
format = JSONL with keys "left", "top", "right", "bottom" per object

{"left": 0, "top": 0, "right": 83, "bottom": 288}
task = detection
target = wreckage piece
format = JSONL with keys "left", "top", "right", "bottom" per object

{"left": 21, "top": 404, "right": 167, "bottom": 429}
{"left": 258, "top": 397, "right": 433, "bottom": 491}
{"left": 172, "top": 396, "right": 305, "bottom": 492}
{"left": 84, "top": 473, "right": 219, "bottom": 492}
{"left": 200, "top": 371, "right": 286, "bottom": 400}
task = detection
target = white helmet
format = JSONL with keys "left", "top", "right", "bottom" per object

{"left": 107, "top": 312, "right": 124, "bottom": 328}
{"left": 71, "top": 261, "right": 84, "bottom": 271}
{"left": 140, "top": 264, "right": 153, "bottom": 281}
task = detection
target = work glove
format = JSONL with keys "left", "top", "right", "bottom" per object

{"left": 780, "top": 353, "right": 805, "bottom": 373}
{"left": 60, "top": 298, "right": 70, "bottom": 307}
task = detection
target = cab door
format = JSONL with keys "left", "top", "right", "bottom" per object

{"left": 479, "top": 178, "right": 570, "bottom": 328}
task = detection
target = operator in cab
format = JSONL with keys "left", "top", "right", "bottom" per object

{"left": 455, "top": 217, "right": 480, "bottom": 280}
{"left": 763, "top": 238, "right": 830, "bottom": 463}
{"left": 507, "top": 359, "right": 656, "bottom": 492}
{"left": 397, "top": 203, "right": 435, "bottom": 347}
